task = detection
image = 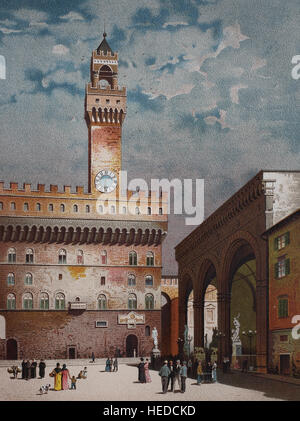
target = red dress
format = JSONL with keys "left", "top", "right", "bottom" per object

{"left": 144, "top": 362, "right": 151, "bottom": 383}
{"left": 61, "top": 369, "right": 70, "bottom": 390}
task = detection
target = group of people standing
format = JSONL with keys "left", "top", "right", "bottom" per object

{"left": 50, "top": 363, "right": 80, "bottom": 391}
{"left": 196, "top": 360, "right": 217, "bottom": 384}
{"left": 105, "top": 358, "right": 118, "bottom": 372}
{"left": 19, "top": 359, "right": 46, "bottom": 380}
{"left": 137, "top": 358, "right": 152, "bottom": 383}
{"left": 159, "top": 360, "right": 188, "bottom": 394}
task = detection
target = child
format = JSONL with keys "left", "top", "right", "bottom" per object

{"left": 71, "top": 375, "right": 77, "bottom": 390}
{"left": 82, "top": 367, "right": 88, "bottom": 378}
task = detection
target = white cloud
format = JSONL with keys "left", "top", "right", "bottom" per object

{"left": 0, "top": 26, "right": 22, "bottom": 34}
{"left": 230, "top": 84, "right": 248, "bottom": 104}
{"left": 60, "top": 12, "right": 84, "bottom": 21}
{"left": 204, "top": 109, "right": 231, "bottom": 129}
{"left": 52, "top": 44, "right": 70, "bottom": 55}
{"left": 0, "top": 55, "right": 6, "bottom": 80}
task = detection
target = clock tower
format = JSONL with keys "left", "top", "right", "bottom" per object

{"left": 85, "top": 32, "right": 126, "bottom": 195}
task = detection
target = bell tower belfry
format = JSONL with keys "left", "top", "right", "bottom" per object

{"left": 85, "top": 32, "right": 126, "bottom": 195}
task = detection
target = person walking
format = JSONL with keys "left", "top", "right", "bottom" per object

{"left": 70, "top": 375, "right": 77, "bottom": 390}
{"left": 51, "top": 363, "right": 62, "bottom": 391}
{"left": 138, "top": 358, "right": 146, "bottom": 383}
{"left": 159, "top": 361, "right": 170, "bottom": 394}
{"left": 197, "top": 361, "right": 203, "bottom": 385}
{"left": 91, "top": 352, "right": 95, "bottom": 363}
{"left": 167, "top": 360, "right": 175, "bottom": 391}
{"left": 39, "top": 360, "right": 46, "bottom": 379}
{"left": 105, "top": 358, "right": 110, "bottom": 372}
{"left": 31, "top": 359, "right": 37, "bottom": 379}
{"left": 187, "top": 359, "right": 193, "bottom": 377}
{"left": 173, "top": 360, "right": 181, "bottom": 392}
{"left": 113, "top": 358, "right": 118, "bottom": 372}
{"left": 180, "top": 361, "right": 188, "bottom": 393}
{"left": 212, "top": 362, "right": 217, "bottom": 383}
{"left": 61, "top": 364, "right": 72, "bottom": 390}
{"left": 109, "top": 358, "right": 113, "bottom": 372}
{"left": 144, "top": 358, "right": 151, "bottom": 383}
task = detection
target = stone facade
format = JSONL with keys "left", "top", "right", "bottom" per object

{"left": 266, "top": 208, "right": 300, "bottom": 376}
{"left": 175, "top": 171, "right": 300, "bottom": 373}
{"left": 0, "top": 34, "right": 168, "bottom": 359}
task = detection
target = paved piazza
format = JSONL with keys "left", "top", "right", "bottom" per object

{"left": 0, "top": 361, "right": 300, "bottom": 401}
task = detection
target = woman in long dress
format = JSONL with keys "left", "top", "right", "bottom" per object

{"left": 61, "top": 364, "right": 71, "bottom": 390}
{"left": 51, "top": 363, "right": 62, "bottom": 391}
{"left": 105, "top": 358, "right": 111, "bottom": 372}
{"left": 144, "top": 359, "right": 151, "bottom": 383}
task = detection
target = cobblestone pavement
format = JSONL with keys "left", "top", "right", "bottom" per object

{"left": 1, "top": 363, "right": 300, "bottom": 401}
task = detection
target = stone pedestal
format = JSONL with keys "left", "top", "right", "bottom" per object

{"left": 151, "top": 348, "right": 161, "bottom": 370}
{"left": 232, "top": 341, "right": 242, "bottom": 369}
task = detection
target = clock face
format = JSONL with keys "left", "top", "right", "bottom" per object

{"left": 95, "top": 170, "right": 118, "bottom": 193}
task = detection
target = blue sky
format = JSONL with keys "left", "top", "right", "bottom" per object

{"left": 0, "top": 0, "right": 299, "bottom": 273}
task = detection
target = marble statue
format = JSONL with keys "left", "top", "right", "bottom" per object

{"left": 152, "top": 327, "right": 158, "bottom": 349}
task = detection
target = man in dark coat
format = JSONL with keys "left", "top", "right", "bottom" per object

{"left": 167, "top": 360, "right": 175, "bottom": 391}
{"left": 21, "top": 360, "right": 26, "bottom": 379}
{"left": 31, "top": 360, "right": 37, "bottom": 378}
{"left": 39, "top": 360, "right": 46, "bottom": 378}
{"left": 25, "top": 360, "right": 31, "bottom": 380}
{"left": 138, "top": 358, "right": 146, "bottom": 383}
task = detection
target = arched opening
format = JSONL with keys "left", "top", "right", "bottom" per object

{"left": 161, "top": 292, "right": 171, "bottom": 356}
{"left": 230, "top": 250, "right": 257, "bottom": 370}
{"left": 126, "top": 334, "right": 138, "bottom": 357}
{"left": 6, "top": 338, "right": 17, "bottom": 360}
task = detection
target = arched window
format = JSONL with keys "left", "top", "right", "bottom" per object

{"left": 146, "top": 251, "right": 154, "bottom": 266}
{"left": 24, "top": 203, "right": 29, "bottom": 211}
{"left": 110, "top": 205, "right": 116, "bottom": 214}
{"left": 59, "top": 249, "right": 67, "bottom": 264}
{"left": 101, "top": 250, "right": 107, "bottom": 264}
{"left": 129, "top": 251, "right": 137, "bottom": 266}
{"left": 0, "top": 202, "right": 3, "bottom": 210}
{"left": 25, "top": 273, "right": 33, "bottom": 285}
{"left": 7, "top": 293, "right": 16, "bottom": 309}
{"left": 122, "top": 206, "right": 127, "bottom": 214}
{"left": 128, "top": 294, "right": 137, "bottom": 310}
{"left": 8, "top": 247, "right": 16, "bottom": 263}
{"left": 98, "top": 294, "right": 107, "bottom": 310}
{"left": 135, "top": 207, "right": 140, "bottom": 215}
{"left": 145, "top": 275, "right": 153, "bottom": 287}
{"left": 145, "top": 325, "right": 151, "bottom": 336}
{"left": 73, "top": 204, "right": 78, "bottom": 213}
{"left": 7, "top": 273, "right": 15, "bottom": 286}
{"left": 23, "top": 293, "right": 33, "bottom": 309}
{"left": 40, "top": 292, "right": 49, "bottom": 310}
{"left": 36, "top": 203, "right": 41, "bottom": 211}
{"left": 145, "top": 294, "right": 154, "bottom": 309}
{"left": 147, "top": 207, "right": 152, "bottom": 215}
{"left": 128, "top": 274, "right": 136, "bottom": 286}
{"left": 55, "top": 293, "right": 65, "bottom": 310}
{"left": 86, "top": 205, "right": 90, "bottom": 213}
{"left": 25, "top": 249, "right": 34, "bottom": 264}
{"left": 98, "top": 205, "right": 104, "bottom": 214}
{"left": 11, "top": 202, "right": 16, "bottom": 210}
{"left": 60, "top": 204, "right": 65, "bottom": 213}
{"left": 159, "top": 207, "right": 163, "bottom": 215}
{"left": 48, "top": 204, "right": 54, "bottom": 212}
{"left": 75, "top": 297, "right": 80, "bottom": 302}
{"left": 77, "top": 250, "right": 84, "bottom": 264}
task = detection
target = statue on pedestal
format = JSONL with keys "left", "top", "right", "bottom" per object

{"left": 231, "top": 314, "right": 242, "bottom": 356}
{"left": 152, "top": 327, "right": 158, "bottom": 350}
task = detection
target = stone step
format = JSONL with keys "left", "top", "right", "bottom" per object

{"left": 0, "top": 357, "right": 151, "bottom": 368}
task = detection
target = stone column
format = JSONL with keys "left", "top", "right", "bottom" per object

{"left": 217, "top": 291, "right": 231, "bottom": 365}
{"left": 193, "top": 300, "right": 204, "bottom": 348}
{"left": 256, "top": 279, "right": 268, "bottom": 373}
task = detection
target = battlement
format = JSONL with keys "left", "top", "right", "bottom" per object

{"left": 86, "top": 83, "right": 126, "bottom": 95}
{"left": 0, "top": 181, "right": 168, "bottom": 203}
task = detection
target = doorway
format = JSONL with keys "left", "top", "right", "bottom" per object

{"left": 280, "top": 354, "right": 290, "bottom": 376}
{"left": 6, "top": 338, "right": 18, "bottom": 360}
{"left": 126, "top": 335, "right": 138, "bottom": 357}
{"left": 68, "top": 347, "right": 76, "bottom": 359}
